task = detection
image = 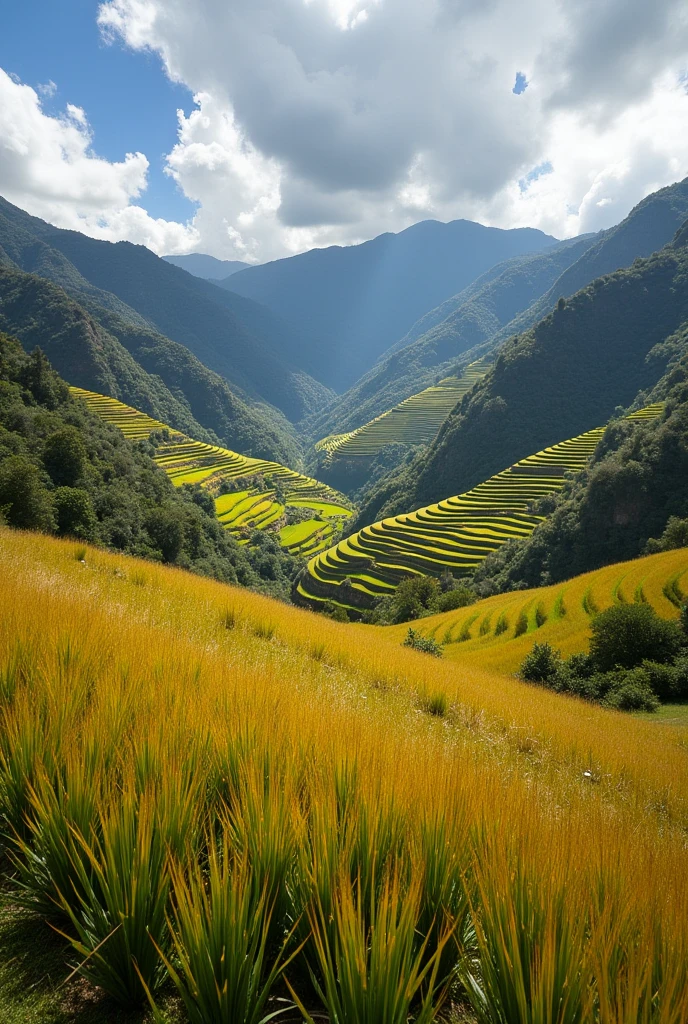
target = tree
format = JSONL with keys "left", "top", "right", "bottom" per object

{"left": 17, "top": 348, "right": 67, "bottom": 410}
{"left": 145, "top": 506, "right": 185, "bottom": 563}
{"left": 589, "top": 603, "right": 685, "bottom": 672}
{"left": 43, "top": 427, "right": 87, "bottom": 486}
{"left": 392, "top": 576, "right": 440, "bottom": 623}
{"left": 53, "top": 487, "right": 98, "bottom": 540}
{"left": 0, "top": 455, "right": 53, "bottom": 530}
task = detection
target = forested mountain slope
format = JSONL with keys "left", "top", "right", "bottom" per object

{"left": 308, "top": 177, "right": 688, "bottom": 444}
{"left": 0, "top": 196, "right": 329, "bottom": 422}
{"left": 223, "top": 219, "right": 557, "bottom": 390}
{"left": 163, "top": 253, "right": 250, "bottom": 279}
{"left": 354, "top": 220, "right": 688, "bottom": 529}
{"left": 0, "top": 265, "right": 302, "bottom": 465}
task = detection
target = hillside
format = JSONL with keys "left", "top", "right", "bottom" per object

{"left": 313, "top": 359, "right": 491, "bottom": 494}
{"left": 1, "top": 526, "right": 687, "bottom": 1020}
{"left": 309, "top": 177, "right": 688, "bottom": 445}
{"left": 382, "top": 547, "right": 688, "bottom": 678}
{"left": 0, "top": 264, "right": 302, "bottom": 466}
{"left": 223, "top": 219, "right": 557, "bottom": 390}
{"left": 163, "top": 253, "right": 250, "bottom": 279}
{"left": 355, "top": 219, "right": 688, "bottom": 528}
{"left": 296, "top": 406, "right": 662, "bottom": 614}
{"left": 72, "top": 387, "right": 353, "bottom": 556}
{"left": 0, "top": 195, "right": 330, "bottom": 422}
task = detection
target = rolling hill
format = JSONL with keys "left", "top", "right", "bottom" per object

{"left": 296, "top": 406, "right": 663, "bottom": 614}
{"left": 222, "top": 219, "right": 558, "bottom": 390}
{"left": 0, "top": 195, "right": 330, "bottom": 422}
{"left": 382, "top": 546, "right": 688, "bottom": 678}
{"left": 71, "top": 387, "right": 353, "bottom": 554}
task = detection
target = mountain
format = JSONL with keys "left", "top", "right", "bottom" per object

{"left": 0, "top": 196, "right": 331, "bottom": 423}
{"left": 163, "top": 253, "right": 251, "bottom": 279}
{"left": 352, "top": 218, "right": 688, "bottom": 529}
{"left": 310, "top": 178, "right": 688, "bottom": 446}
{"left": 305, "top": 234, "right": 596, "bottom": 444}
{"left": 0, "top": 264, "right": 302, "bottom": 465}
{"left": 222, "top": 219, "right": 558, "bottom": 390}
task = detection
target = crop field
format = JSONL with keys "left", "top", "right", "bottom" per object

{"left": 1, "top": 528, "right": 687, "bottom": 1023}
{"left": 381, "top": 547, "right": 688, "bottom": 675}
{"left": 315, "top": 359, "right": 490, "bottom": 463}
{"left": 70, "top": 387, "right": 352, "bottom": 546}
{"left": 299, "top": 404, "right": 665, "bottom": 611}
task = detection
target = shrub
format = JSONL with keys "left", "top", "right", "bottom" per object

{"left": 639, "top": 660, "right": 687, "bottom": 701}
{"left": 393, "top": 576, "right": 441, "bottom": 623}
{"left": 520, "top": 642, "right": 561, "bottom": 684}
{"left": 436, "top": 587, "right": 476, "bottom": 613}
{"left": 53, "top": 487, "right": 97, "bottom": 540}
{"left": 589, "top": 603, "right": 685, "bottom": 672}
{"left": 403, "top": 629, "right": 443, "bottom": 658}
{"left": 681, "top": 604, "right": 688, "bottom": 638}
{"left": 601, "top": 668, "right": 660, "bottom": 712}
{"left": 645, "top": 516, "right": 688, "bottom": 553}
{"left": 42, "top": 426, "right": 87, "bottom": 486}
{"left": 418, "top": 690, "right": 449, "bottom": 716}
{"left": 0, "top": 455, "right": 53, "bottom": 531}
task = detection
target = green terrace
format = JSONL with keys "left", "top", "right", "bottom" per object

{"left": 315, "top": 358, "right": 491, "bottom": 463}
{"left": 70, "top": 388, "right": 353, "bottom": 550}
{"left": 297, "top": 404, "right": 666, "bottom": 612}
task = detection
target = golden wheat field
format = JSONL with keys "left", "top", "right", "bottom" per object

{"left": 1, "top": 527, "right": 687, "bottom": 1023}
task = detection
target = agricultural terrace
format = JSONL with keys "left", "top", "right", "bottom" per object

{"left": 299, "top": 403, "right": 665, "bottom": 612}
{"left": 315, "top": 358, "right": 490, "bottom": 463}
{"left": 1, "top": 529, "right": 688, "bottom": 1021}
{"left": 382, "top": 546, "right": 688, "bottom": 676}
{"left": 70, "top": 388, "right": 352, "bottom": 550}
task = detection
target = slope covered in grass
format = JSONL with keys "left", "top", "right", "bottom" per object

{"left": 72, "top": 387, "right": 352, "bottom": 549}
{"left": 298, "top": 407, "right": 663, "bottom": 613}
{"left": 0, "top": 528, "right": 687, "bottom": 1022}
{"left": 382, "top": 547, "right": 688, "bottom": 676}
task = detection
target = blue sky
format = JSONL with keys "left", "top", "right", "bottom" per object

{"left": 0, "top": 0, "right": 194, "bottom": 222}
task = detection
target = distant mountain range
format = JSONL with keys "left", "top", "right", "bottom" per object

{"left": 163, "top": 253, "right": 251, "bottom": 280}
{"left": 221, "top": 220, "right": 558, "bottom": 390}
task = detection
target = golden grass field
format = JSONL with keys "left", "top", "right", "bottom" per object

{"left": 382, "top": 547, "right": 688, "bottom": 675}
{"left": 0, "top": 526, "right": 687, "bottom": 1022}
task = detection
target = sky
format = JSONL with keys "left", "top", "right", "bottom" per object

{"left": 1, "top": 0, "right": 687, "bottom": 263}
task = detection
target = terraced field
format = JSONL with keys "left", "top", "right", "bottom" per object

{"left": 381, "top": 547, "right": 688, "bottom": 677}
{"left": 299, "top": 404, "right": 665, "bottom": 612}
{"left": 70, "top": 388, "right": 352, "bottom": 546}
{"left": 316, "top": 359, "right": 490, "bottom": 463}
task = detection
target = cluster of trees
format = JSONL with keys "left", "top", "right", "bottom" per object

{"left": 520, "top": 603, "right": 688, "bottom": 712}
{"left": 363, "top": 573, "right": 476, "bottom": 625}
{"left": 0, "top": 335, "right": 300, "bottom": 600}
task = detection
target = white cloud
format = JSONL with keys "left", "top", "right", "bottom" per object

{"left": 2, "top": 0, "right": 688, "bottom": 262}
{"left": 0, "top": 67, "right": 198, "bottom": 254}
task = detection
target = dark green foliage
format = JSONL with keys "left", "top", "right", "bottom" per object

{"left": 42, "top": 427, "right": 86, "bottom": 486}
{"left": 53, "top": 487, "right": 97, "bottom": 540}
{"left": 646, "top": 516, "right": 688, "bottom": 553}
{"left": 0, "top": 333, "right": 300, "bottom": 600}
{"left": 598, "top": 668, "right": 660, "bottom": 712}
{"left": 353, "top": 207, "right": 688, "bottom": 530}
{"left": 589, "top": 604, "right": 685, "bottom": 672}
{"left": 681, "top": 604, "right": 688, "bottom": 637}
{"left": 436, "top": 587, "right": 477, "bottom": 613}
{"left": 0, "top": 455, "right": 54, "bottom": 531}
{"left": 403, "top": 628, "right": 444, "bottom": 658}
{"left": 519, "top": 642, "right": 562, "bottom": 684}
{"left": 320, "top": 601, "right": 350, "bottom": 623}
{"left": 363, "top": 573, "right": 477, "bottom": 625}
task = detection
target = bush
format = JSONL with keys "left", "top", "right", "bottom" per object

{"left": 42, "top": 426, "right": 87, "bottom": 486}
{"left": 681, "top": 604, "right": 688, "bottom": 638}
{"left": 53, "top": 487, "right": 97, "bottom": 540}
{"left": 0, "top": 455, "right": 53, "bottom": 531}
{"left": 436, "top": 587, "right": 476, "bottom": 612}
{"left": 403, "top": 628, "right": 443, "bottom": 658}
{"left": 589, "top": 603, "right": 685, "bottom": 672}
{"left": 520, "top": 642, "right": 561, "bottom": 684}
{"left": 601, "top": 668, "right": 660, "bottom": 712}
{"left": 645, "top": 516, "right": 688, "bottom": 553}
{"left": 393, "top": 576, "right": 441, "bottom": 623}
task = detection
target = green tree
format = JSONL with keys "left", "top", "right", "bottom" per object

{"left": 17, "top": 348, "right": 67, "bottom": 410}
{"left": 145, "top": 506, "right": 185, "bottom": 563}
{"left": 589, "top": 603, "right": 685, "bottom": 672}
{"left": 53, "top": 487, "right": 98, "bottom": 540}
{"left": 0, "top": 455, "right": 53, "bottom": 530}
{"left": 392, "top": 576, "right": 440, "bottom": 623}
{"left": 43, "top": 427, "right": 87, "bottom": 486}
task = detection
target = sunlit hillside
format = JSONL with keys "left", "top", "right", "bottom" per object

{"left": 299, "top": 404, "right": 665, "bottom": 612}
{"left": 316, "top": 359, "right": 490, "bottom": 463}
{"left": 70, "top": 387, "right": 352, "bottom": 554}
{"left": 381, "top": 547, "right": 688, "bottom": 676}
{"left": 0, "top": 528, "right": 687, "bottom": 1020}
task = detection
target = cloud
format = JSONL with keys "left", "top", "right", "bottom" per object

{"left": 0, "top": 67, "right": 198, "bottom": 254}
{"left": 2, "top": 1, "right": 688, "bottom": 262}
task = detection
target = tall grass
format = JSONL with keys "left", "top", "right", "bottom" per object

{"left": 0, "top": 528, "right": 687, "bottom": 1020}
